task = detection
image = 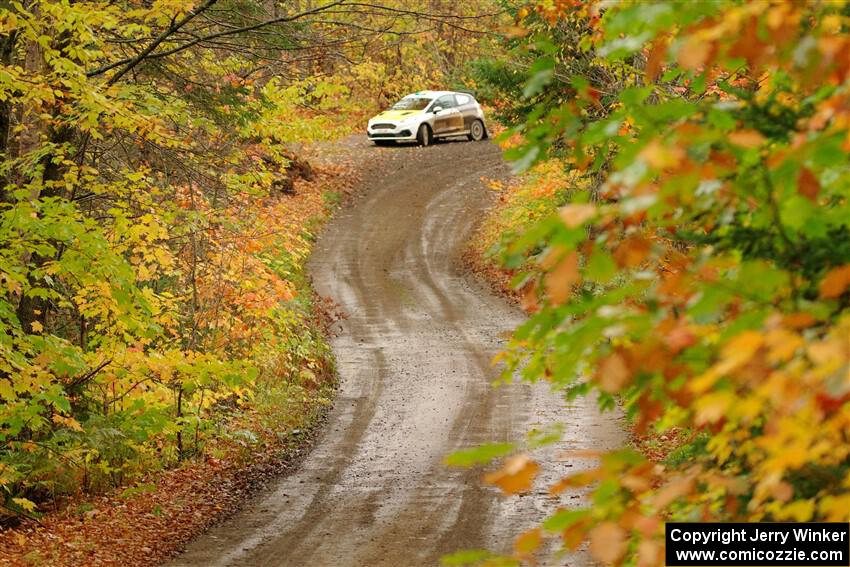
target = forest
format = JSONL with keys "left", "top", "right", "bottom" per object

{"left": 1, "top": 0, "right": 849, "bottom": 566}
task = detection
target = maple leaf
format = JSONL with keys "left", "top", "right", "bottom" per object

{"left": 483, "top": 454, "right": 539, "bottom": 495}
{"left": 588, "top": 522, "right": 627, "bottom": 564}
{"left": 819, "top": 264, "right": 850, "bottom": 299}
{"left": 797, "top": 167, "right": 820, "bottom": 202}
{"left": 514, "top": 528, "right": 542, "bottom": 558}
{"left": 728, "top": 129, "right": 766, "bottom": 148}
{"left": 558, "top": 203, "right": 596, "bottom": 228}
{"left": 544, "top": 250, "right": 579, "bottom": 306}
{"left": 595, "top": 353, "right": 631, "bottom": 393}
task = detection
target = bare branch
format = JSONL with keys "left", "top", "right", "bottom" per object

{"left": 88, "top": 0, "right": 347, "bottom": 79}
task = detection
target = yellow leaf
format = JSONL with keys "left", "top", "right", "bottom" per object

{"left": 715, "top": 331, "right": 764, "bottom": 375}
{"left": 694, "top": 391, "right": 733, "bottom": 424}
{"left": 12, "top": 497, "right": 36, "bottom": 513}
{"left": 52, "top": 414, "right": 84, "bottom": 432}
{"left": 30, "top": 321, "right": 43, "bottom": 333}
{"left": 764, "top": 328, "right": 803, "bottom": 364}
{"left": 780, "top": 499, "right": 815, "bottom": 522}
{"left": 484, "top": 454, "right": 539, "bottom": 495}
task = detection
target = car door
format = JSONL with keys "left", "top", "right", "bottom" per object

{"left": 454, "top": 93, "right": 476, "bottom": 132}
{"left": 431, "top": 95, "right": 462, "bottom": 135}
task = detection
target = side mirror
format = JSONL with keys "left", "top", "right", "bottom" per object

{"left": 432, "top": 106, "right": 443, "bottom": 114}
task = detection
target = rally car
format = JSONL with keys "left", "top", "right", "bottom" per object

{"left": 367, "top": 90, "right": 488, "bottom": 147}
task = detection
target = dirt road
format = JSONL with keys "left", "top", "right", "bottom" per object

{"left": 168, "top": 138, "right": 622, "bottom": 567}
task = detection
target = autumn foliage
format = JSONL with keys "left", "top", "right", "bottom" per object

{"left": 0, "top": 0, "right": 501, "bottom": 526}
{"left": 461, "top": 1, "right": 850, "bottom": 565}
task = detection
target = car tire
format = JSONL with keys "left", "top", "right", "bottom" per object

{"left": 373, "top": 140, "right": 394, "bottom": 146}
{"left": 468, "top": 120, "right": 485, "bottom": 142}
{"left": 416, "top": 124, "right": 432, "bottom": 147}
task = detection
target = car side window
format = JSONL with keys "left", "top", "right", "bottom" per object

{"left": 455, "top": 94, "right": 470, "bottom": 106}
{"left": 435, "top": 95, "right": 456, "bottom": 109}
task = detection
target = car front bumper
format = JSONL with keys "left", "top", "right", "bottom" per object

{"left": 367, "top": 124, "right": 416, "bottom": 141}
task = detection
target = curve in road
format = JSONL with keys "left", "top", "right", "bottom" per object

{"left": 168, "top": 138, "right": 622, "bottom": 567}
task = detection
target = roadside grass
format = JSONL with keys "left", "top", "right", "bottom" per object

{"left": 465, "top": 158, "right": 575, "bottom": 301}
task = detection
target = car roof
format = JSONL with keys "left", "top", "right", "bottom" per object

{"left": 404, "top": 90, "right": 474, "bottom": 99}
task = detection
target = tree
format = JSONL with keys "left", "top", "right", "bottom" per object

{"left": 458, "top": 1, "right": 850, "bottom": 564}
{"left": 0, "top": 0, "right": 503, "bottom": 520}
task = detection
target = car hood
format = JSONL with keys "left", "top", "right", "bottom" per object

{"left": 370, "top": 109, "right": 424, "bottom": 122}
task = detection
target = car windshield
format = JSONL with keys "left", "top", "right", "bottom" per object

{"left": 390, "top": 97, "right": 432, "bottom": 111}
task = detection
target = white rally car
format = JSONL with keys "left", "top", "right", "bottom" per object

{"left": 367, "top": 90, "right": 488, "bottom": 147}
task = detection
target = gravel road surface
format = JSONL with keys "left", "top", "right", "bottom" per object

{"left": 168, "top": 137, "right": 622, "bottom": 567}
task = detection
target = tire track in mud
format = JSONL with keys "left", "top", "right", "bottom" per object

{"left": 167, "top": 138, "right": 623, "bottom": 567}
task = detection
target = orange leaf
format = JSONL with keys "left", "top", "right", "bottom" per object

{"left": 665, "top": 324, "right": 696, "bottom": 353}
{"left": 613, "top": 236, "right": 651, "bottom": 268}
{"left": 514, "top": 528, "right": 542, "bottom": 557}
{"left": 715, "top": 331, "right": 765, "bottom": 375}
{"left": 640, "top": 140, "right": 684, "bottom": 169}
{"left": 503, "top": 25, "right": 529, "bottom": 38}
{"left": 588, "top": 522, "right": 627, "bottom": 564}
{"left": 548, "top": 469, "right": 601, "bottom": 495}
{"left": 596, "top": 352, "right": 631, "bottom": 393}
{"left": 797, "top": 167, "right": 820, "bottom": 202}
{"left": 520, "top": 281, "right": 539, "bottom": 313}
{"left": 637, "top": 540, "right": 662, "bottom": 567}
{"left": 559, "top": 203, "right": 596, "bottom": 228}
{"left": 764, "top": 328, "right": 803, "bottom": 364}
{"left": 484, "top": 454, "right": 539, "bottom": 495}
{"left": 729, "top": 16, "right": 765, "bottom": 68}
{"left": 677, "top": 37, "right": 712, "bottom": 70}
{"left": 652, "top": 476, "right": 695, "bottom": 510}
{"left": 544, "top": 250, "right": 579, "bottom": 306}
{"left": 819, "top": 264, "right": 850, "bottom": 299}
{"left": 562, "top": 517, "right": 593, "bottom": 550}
{"left": 729, "top": 129, "right": 766, "bottom": 149}
{"left": 645, "top": 39, "right": 667, "bottom": 81}
{"left": 782, "top": 312, "right": 817, "bottom": 329}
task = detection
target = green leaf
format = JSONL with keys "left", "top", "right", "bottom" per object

{"left": 543, "top": 508, "right": 589, "bottom": 532}
{"left": 585, "top": 249, "right": 617, "bottom": 283}
{"left": 445, "top": 443, "right": 515, "bottom": 467}
{"left": 523, "top": 57, "right": 554, "bottom": 99}
{"left": 441, "top": 550, "right": 502, "bottom": 566}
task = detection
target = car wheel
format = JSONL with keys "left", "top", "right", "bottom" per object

{"left": 373, "top": 140, "right": 394, "bottom": 146}
{"left": 468, "top": 120, "right": 485, "bottom": 142}
{"left": 416, "top": 124, "right": 432, "bottom": 147}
